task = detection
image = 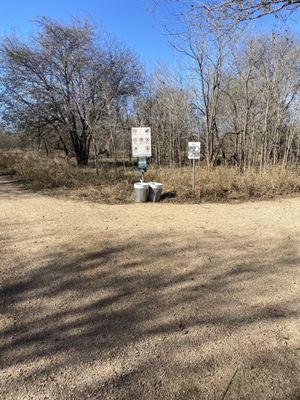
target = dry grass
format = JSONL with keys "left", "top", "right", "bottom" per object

{"left": 0, "top": 150, "right": 299, "bottom": 203}
{"left": 156, "top": 165, "right": 300, "bottom": 202}
{"left": 0, "top": 133, "right": 21, "bottom": 149}
{"left": 0, "top": 150, "right": 135, "bottom": 203}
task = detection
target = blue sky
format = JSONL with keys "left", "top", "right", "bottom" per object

{"left": 0, "top": 0, "right": 175, "bottom": 69}
{"left": 0, "top": 0, "right": 299, "bottom": 70}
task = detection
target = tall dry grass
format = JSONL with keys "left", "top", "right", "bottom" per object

{"left": 153, "top": 165, "right": 300, "bottom": 202}
{"left": 0, "top": 150, "right": 135, "bottom": 203}
{"left": 0, "top": 150, "right": 299, "bottom": 203}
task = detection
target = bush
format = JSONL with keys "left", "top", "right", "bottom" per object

{"left": 0, "top": 150, "right": 299, "bottom": 203}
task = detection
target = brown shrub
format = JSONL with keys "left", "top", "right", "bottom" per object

{"left": 0, "top": 150, "right": 299, "bottom": 203}
{"left": 154, "top": 165, "right": 300, "bottom": 202}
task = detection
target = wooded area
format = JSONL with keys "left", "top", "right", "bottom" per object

{"left": 0, "top": 2, "right": 299, "bottom": 171}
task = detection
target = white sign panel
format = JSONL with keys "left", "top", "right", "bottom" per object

{"left": 188, "top": 142, "right": 201, "bottom": 160}
{"left": 132, "top": 127, "right": 152, "bottom": 157}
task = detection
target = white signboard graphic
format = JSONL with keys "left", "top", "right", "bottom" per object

{"left": 132, "top": 127, "right": 152, "bottom": 157}
{"left": 188, "top": 142, "right": 201, "bottom": 160}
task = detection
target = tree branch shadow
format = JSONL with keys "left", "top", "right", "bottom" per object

{"left": 0, "top": 231, "right": 299, "bottom": 399}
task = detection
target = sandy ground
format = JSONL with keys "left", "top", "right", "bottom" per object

{"left": 0, "top": 174, "right": 299, "bottom": 400}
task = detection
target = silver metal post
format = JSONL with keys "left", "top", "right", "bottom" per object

{"left": 192, "top": 159, "right": 195, "bottom": 191}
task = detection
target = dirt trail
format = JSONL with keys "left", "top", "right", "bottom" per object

{"left": 0, "top": 175, "right": 299, "bottom": 400}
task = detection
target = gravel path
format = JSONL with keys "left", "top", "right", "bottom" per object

{"left": 0, "top": 175, "right": 299, "bottom": 399}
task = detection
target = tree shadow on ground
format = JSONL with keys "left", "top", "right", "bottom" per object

{"left": 0, "top": 231, "right": 299, "bottom": 399}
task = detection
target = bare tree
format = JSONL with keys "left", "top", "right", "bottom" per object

{"left": 153, "top": 1, "right": 300, "bottom": 33}
{"left": 218, "top": 33, "right": 300, "bottom": 169}
{"left": 1, "top": 15, "right": 299, "bottom": 171}
{"left": 0, "top": 18, "right": 142, "bottom": 166}
{"left": 152, "top": 0, "right": 300, "bottom": 169}
{"left": 135, "top": 66, "right": 197, "bottom": 168}
{"left": 200, "top": 0, "right": 300, "bottom": 29}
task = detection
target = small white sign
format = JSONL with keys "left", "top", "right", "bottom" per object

{"left": 132, "top": 127, "right": 152, "bottom": 157}
{"left": 188, "top": 142, "right": 201, "bottom": 160}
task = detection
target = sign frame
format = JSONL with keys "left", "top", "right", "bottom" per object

{"left": 188, "top": 142, "right": 201, "bottom": 160}
{"left": 131, "top": 127, "right": 152, "bottom": 158}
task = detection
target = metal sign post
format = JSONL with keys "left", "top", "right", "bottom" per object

{"left": 192, "top": 159, "right": 195, "bottom": 191}
{"left": 188, "top": 142, "right": 201, "bottom": 192}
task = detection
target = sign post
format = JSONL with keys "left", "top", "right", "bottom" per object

{"left": 192, "top": 159, "right": 195, "bottom": 191}
{"left": 132, "top": 127, "right": 151, "bottom": 181}
{"left": 188, "top": 142, "right": 201, "bottom": 192}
